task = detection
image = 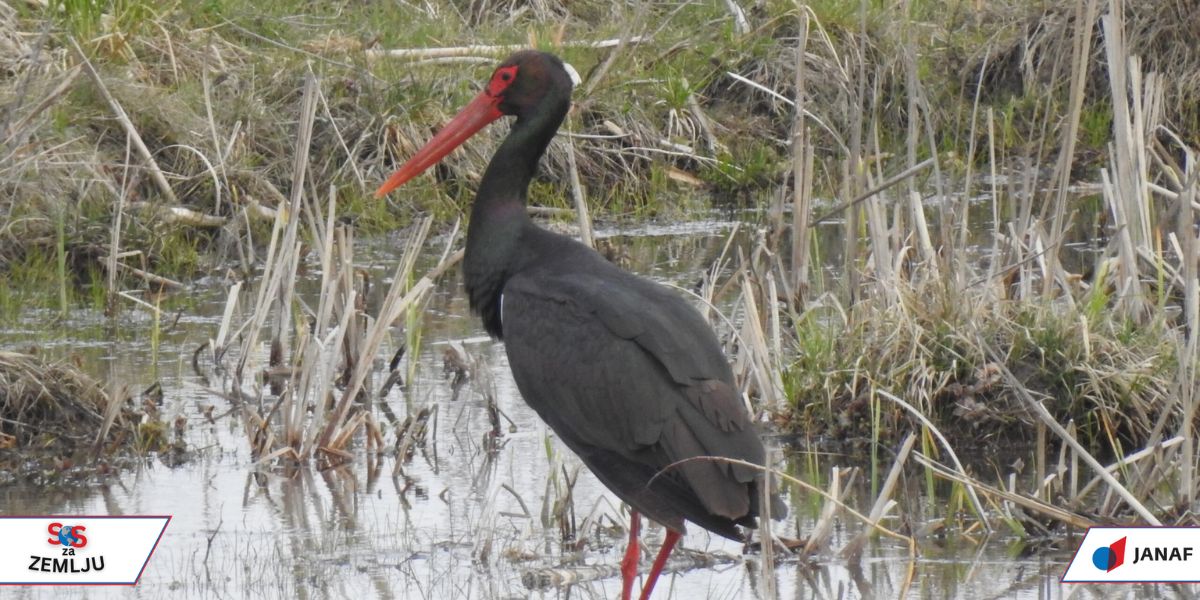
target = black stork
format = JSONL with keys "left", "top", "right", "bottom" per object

{"left": 376, "top": 50, "right": 784, "bottom": 600}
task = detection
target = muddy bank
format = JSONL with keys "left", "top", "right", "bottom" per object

{"left": 0, "top": 349, "right": 182, "bottom": 481}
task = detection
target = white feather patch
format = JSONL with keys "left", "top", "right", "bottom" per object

{"left": 563, "top": 62, "right": 582, "bottom": 88}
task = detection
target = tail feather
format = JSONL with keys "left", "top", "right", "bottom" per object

{"left": 663, "top": 419, "right": 751, "bottom": 521}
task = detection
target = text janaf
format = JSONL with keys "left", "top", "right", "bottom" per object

{"left": 1132, "top": 546, "right": 1195, "bottom": 564}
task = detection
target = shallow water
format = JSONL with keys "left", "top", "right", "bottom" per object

{"left": 0, "top": 212, "right": 1148, "bottom": 599}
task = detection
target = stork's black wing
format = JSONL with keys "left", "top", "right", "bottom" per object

{"left": 499, "top": 241, "right": 781, "bottom": 538}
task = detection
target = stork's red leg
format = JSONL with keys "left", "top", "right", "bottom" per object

{"left": 620, "top": 511, "right": 641, "bottom": 600}
{"left": 637, "top": 529, "right": 680, "bottom": 600}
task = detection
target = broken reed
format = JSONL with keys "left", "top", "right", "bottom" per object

{"left": 202, "top": 75, "right": 454, "bottom": 466}
{"left": 215, "top": 191, "right": 440, "bottom": 466}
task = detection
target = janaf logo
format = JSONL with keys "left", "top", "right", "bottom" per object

{"left": 1063, "top": 527, "right": 1200, "bottom": 583}
{"left": 27, "top": 522, "right": 106, "bottom": 574}
{"left": 1092, "top": 536, "right": 1126, "bottom": 572}
{"left": 1091, "top": 535, "right": 1196, "bottom": 571}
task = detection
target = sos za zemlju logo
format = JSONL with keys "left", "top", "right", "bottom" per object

{"left": 28, "top": 522, "right": 106, "bottom": 574}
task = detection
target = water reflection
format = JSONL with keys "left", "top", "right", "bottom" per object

{"left": 0, "top": 215, "right": 1110, "bottom": 599}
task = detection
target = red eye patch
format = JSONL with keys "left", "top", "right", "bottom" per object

{"left": 487, "top": 65, "right": 519, "bottom": 97}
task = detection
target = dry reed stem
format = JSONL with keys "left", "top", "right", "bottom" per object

{"left": 652, "top": 455, "right": 915, "bottom": 561}
{"left": 283, "top": 188, "right": 347, "bottom": 454}
{"left": 809, "top": 158, "right": 934, "bottom": 226}
{"left": 214, "top": 281, "right": 241, "bottom": 356}
{"left": 842, "top": 431, "right": 915, "bottom": 559}
{"left": 790, "top": 9, "right": 813, "bottom": 304}
{"left": 234, "top": 73, "right": 318, "bottom": 383}
{"left": 979, "top": 338, "right": 1161, "bottom": 524}
{"left": 1071, "top": 435, "right": 1185, "bottom": 507}
{"left": 1, "top": 64, "right": 80, "bottom": 148}
{"left": 803, "top": 467, "right": 850, "bottom": 556}
{"left": 913, "top": 453, "right": 1093, "bottom": 530}
{"left": 103, "top": 131, "right": 131, "bottom": 311}
{"left": 366, "top": 37, "right": 648, "bottom": 62}
{"left": 564, "top": 127, "right": 592, "bottom": 249}
{"left": 721, "top": 71, "right": 845, "bottom": 151}
{"left": 873, "top": 390, "right": 990, "bottom": 530}
{"left": 1179, "top": 150, "right": 1199, "bottom": 503}
{"left": 1101, "top": 0, "right": 1164, "bottom": 320}
{"left": 111, "top": 261, "right": 183, "bottom": 290}
{"left": 1041, "top": 0, "right": 1101, "bottom": 299}
{"left": 722, "top": 0, "right": 750, "bottom": 35}
{"left": 269, "top": 72, "right": 324, "bottom": 389}
{"left": 127, "top": 201, "right": 225, "bottom": 228}
{"left": 317, "top": 219, "right": 438, "bottom": 453}
{"left": 70, "top": 38, "right": 177, "bottom": 204}
{"left": 737, "top": 273, "right": 785, "bottom": 410}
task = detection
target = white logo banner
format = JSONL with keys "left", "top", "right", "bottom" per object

{"left": 1063, "top": 526, "right": 1200, "bottom": 583}
{"left": 0, "top": 516, "right": 171, "bottom": 585}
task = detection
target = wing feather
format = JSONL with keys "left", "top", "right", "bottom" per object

{"left": 500, "top": 262, "right": 769, "bottom": 525}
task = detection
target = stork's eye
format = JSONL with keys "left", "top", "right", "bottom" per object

{"left": 487, "top": 65, "right": 519, "bottom": 96}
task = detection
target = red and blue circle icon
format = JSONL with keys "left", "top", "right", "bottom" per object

{"left": 1092, "top": 536, "right": 1127, "bottom": 572}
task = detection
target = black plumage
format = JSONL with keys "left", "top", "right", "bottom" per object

{"left": 376, "top": 50, "right": 783, "bottom": 600}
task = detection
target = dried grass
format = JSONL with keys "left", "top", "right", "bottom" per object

{"left": 197, "top": 76, "right": 457, "bottom": 466}
{"left": 766, "top": 0, "right": 1200, "bottom": 529}
{"left": 0, "top": 350, "right": 162, "bottom": 464}
{"left": 967, "top": 0, "right": 1200, "bottom": 140}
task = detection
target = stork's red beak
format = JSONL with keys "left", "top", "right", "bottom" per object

{"left": 374, "top": 91, "right": 505, "bottom": 198}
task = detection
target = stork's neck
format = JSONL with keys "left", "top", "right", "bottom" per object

{"left": 464, "top": 95, "right": 569, "bottom": 337}
{"left": 473, "top": 104, "right": 565, "bottom": 215}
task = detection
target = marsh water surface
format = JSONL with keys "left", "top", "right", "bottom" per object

{"left": 0, "top": 213, "right": 1120, "bottom": 599}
